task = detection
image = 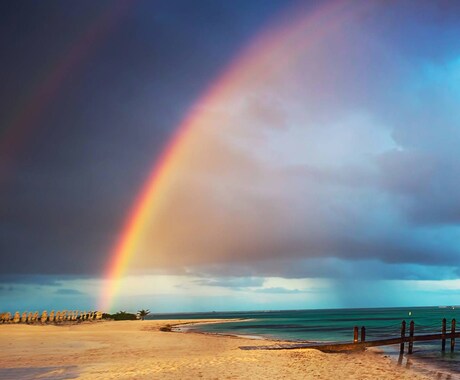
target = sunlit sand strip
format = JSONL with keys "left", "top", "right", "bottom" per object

{"left": 0, "top": 320, "right": 435, "bottom": 379}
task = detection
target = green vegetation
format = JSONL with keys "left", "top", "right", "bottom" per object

{"left": 137, "top": 309, "right": 150, "bottom": 320}
{"left": 102, "top": 311, "right": 138, "bottom": 321}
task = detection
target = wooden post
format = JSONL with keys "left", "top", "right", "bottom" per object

{"left": 408, "top": 321, "right": 414, "bottom": 354}
{"left": 361, "top": 326, "right": 366, "bottom": 342}
{"left": 353, "top": 326, "right": 359, "bottom": 343}
{"left": 442, "top": 318, "right": 446, "bottom": 352}
{"left": 400, "top": 320, "right": 406, "bottom": 354}
{"left": 451, "top": 319, "right": 456, "bottom": 352}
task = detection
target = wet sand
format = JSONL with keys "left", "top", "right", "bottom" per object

{"left": 0, "top": 320, "right": 433, "bottom": 379}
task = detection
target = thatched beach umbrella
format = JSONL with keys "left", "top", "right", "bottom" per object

{"left": 13, "top": 312, "right": 20, "bottom": 323}
{"left": 32, "top": 311, "right": 39, "bottom": 323}
{"left": 95, "top": 311, "right": 102, "bottom": 320}
{"left": 40, "top": 311, "right": 48, "bottom": 323}
{"left": 27, "top": 312, "right": 33, "bottom": 323}
{"left": 49, "top": 310, "right": 55, "bottom": 322}
{"left": 21, "top": 312, "right": 27, "bottom": 323}
{"left": 1, "top": 312, "right": 12, "bottom": 323}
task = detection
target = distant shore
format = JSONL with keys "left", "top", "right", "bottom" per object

{"left": 0, "top": 319, "right": 433, "bottom": 379}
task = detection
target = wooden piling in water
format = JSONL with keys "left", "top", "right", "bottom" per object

{"left": 442, "top": 318, "right": 446, "bottom": 352}
{"left": 242, "top": 318, "right": 460, "bottom": 354}
{"left": 408, "top": 321, "right": 414, "bottom": 354}
{"left": 240, "top": 319, "right": 460, "bottom": 353}
{"left": 400, "top": 320, "right": 406, "bottom": 354}
{"left": 353, "top": 326, "right": 359, "bottom": 343}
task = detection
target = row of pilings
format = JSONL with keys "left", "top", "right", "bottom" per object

{"left": 0, "top": 310, "right": 103, "bottom": 324}
{"left": 352, "top": 318, "right": 457, "bottom": 354}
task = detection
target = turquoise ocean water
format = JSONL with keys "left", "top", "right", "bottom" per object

{"left": 150, "top": 307, "right": 460, "bottom": 377}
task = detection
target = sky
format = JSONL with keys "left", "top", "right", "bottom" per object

{"left": 2, "top": 0, "right": 460, "bottom": 313}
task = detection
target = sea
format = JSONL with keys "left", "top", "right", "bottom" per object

{"left": 149, "top": 306, "right": 460, "bottom": 379}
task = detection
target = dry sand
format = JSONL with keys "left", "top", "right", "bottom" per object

{"left": 0, "top": 319, "right": 437, "bottom": 379}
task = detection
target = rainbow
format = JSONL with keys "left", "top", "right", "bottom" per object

{"left": 0, "top": 0, "right": 131, "bottom": 181}
{"left": 99, "top": 0, "right": 372, "bottom": 311}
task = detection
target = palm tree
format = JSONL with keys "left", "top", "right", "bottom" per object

{"left": 137, "top": 309, "right": 150, "bottom": 320}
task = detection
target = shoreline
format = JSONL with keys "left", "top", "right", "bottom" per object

{"left": 0, "top": 319, "right": 437, "bottom": 379}
{"left": 172, "top": 318, "right": 459, "bottom": 379}
{"left": 171, "top": 318, "right": 282, "bottom": 341}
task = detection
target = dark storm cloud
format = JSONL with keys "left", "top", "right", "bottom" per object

{"left": 376, "top": 149, "right": 460, "bottom": 225}
{"left": 0, "top": 274, "right": 93, "bottom": 286}
{"left": 193, "top": 277, "right": 264, "bottom": 289}
{"left": 0, "top": 0, "right": 295, "bottom": 276}
{"left": 2, "top": 0, "right": 460, "bottom": 285}
{"left": 191, "top": 259, "right": 458, "bottom": 282}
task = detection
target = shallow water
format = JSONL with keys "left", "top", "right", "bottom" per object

{"left": 150, "top": 306, "right": 460, "bottom": 377}
{"left": 0, "top": 366, "right": 79, "bottom": 380}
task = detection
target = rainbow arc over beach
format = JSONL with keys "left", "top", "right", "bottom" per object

{"left": 99, "top": 0, "right": 373, "bottom": 312}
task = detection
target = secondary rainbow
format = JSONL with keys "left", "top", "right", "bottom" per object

{"left": 0, "top": 1, "right": 131, "bottom": 181}
{"left": 99, "top": 0, "right": 371, "bottom": 312}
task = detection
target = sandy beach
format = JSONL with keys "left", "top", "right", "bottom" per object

{"left": 0, "top": 319, "right": 437, "bottom": 380}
